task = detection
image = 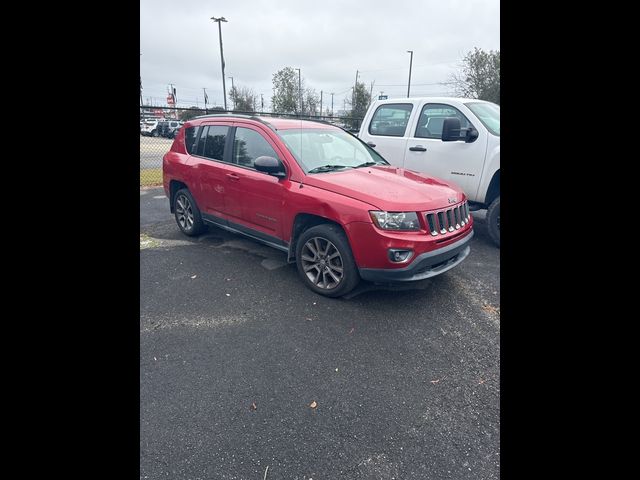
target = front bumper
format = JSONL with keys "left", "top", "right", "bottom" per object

{"left": 358, "top": 230, "right": 473, "bottom": 283}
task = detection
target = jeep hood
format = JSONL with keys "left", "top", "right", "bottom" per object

{"left": 302, "top": 165, "right": 465, "bottom": 211}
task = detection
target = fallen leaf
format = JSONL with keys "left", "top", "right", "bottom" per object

{"left": 250, "top": 402, "right": 257, "bottom": 411}
{"left": 191, "top": 275, "right": 197, "bottom": 279}
{"left": 309, "top": 400, "right": 317, "bottom": 409}
{"left": 482, "top": 304, "right": 499, "bottom": 315}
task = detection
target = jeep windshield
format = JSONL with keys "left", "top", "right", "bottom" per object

{"left": 278, "top": 128, "right": 388, "bottom": 174}
{"left": 465, "top": 102, "right": 500, "bottom": 136}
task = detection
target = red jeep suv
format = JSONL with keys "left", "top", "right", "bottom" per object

{"left": 163, "top": 115, "right": 474, "bottom": 297}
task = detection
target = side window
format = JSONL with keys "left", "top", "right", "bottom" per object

{"left": 233, "top": 127, "right": 278, "bottom": 169}
{"left": 415, "top": 104, "right": 471, "bottom": 139}
{"left": 195, "top": 126, "right": 209, "bottom": 156}
{"left": 184, "top": 126, "right": 199, "bottom": 154}
{"left": 202, "top": 126, "right": 228, "bottom": 161}
{"left": 368, "top": 103, "right": 413, "bottom": 137}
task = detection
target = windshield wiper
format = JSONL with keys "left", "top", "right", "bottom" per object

{"left": 307, "top": 164, "right": 352, "bottom": 174}
{"left": 354, "top": 161, "right": 380, "bottom": 168}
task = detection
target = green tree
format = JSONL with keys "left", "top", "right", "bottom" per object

{"left": 271, "top": 67, "right": 300, "bottom": 114}
{"left": 229, "top": 86, "right": 258, "bottom": 112}
{"left": 179, "top": 107, "right": 205, "bottom": 121}
{"left": 450, "top": 48, "right": 500, "bottom": 104}
{"left": 344, "top": 81, "right": 371, "bottom": 128}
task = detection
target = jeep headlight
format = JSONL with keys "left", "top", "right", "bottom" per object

{"left": 369, "top": 211, "right": 420, "bottom": 231}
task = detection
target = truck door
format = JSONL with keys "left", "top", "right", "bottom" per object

{"left": 358, "top": 102, "right": 414, "bottom": 166}
{"left": 404, "top": 102, "right": 487, "bottom": 195}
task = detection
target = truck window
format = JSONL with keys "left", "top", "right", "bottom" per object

{"left": 368, "top": 103, "right": 413, "bottom": 137}
{"left": 415, "top": 104, "right": 471, "bottom": 139}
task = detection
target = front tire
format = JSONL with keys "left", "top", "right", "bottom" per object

{"left": 173, "top": 188, "right": 205, "bottom": 236}
{"left": 486, "top": 196, "right": 500, "bottom": 247}
{"left": 295, "top": 224, "right": 360, "bottom": 297}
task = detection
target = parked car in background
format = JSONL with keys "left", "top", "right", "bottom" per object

{"left": 358, "top": 97, "right": 500, "bottom": 246}
{"left": 163, "top": 115, "right": 474, "bottom": 297}
{"left": 140, "top": 119, "right": 160, "bottom": 137}
{"left": 158, "top": 120, "right": 182, "bottom": 138}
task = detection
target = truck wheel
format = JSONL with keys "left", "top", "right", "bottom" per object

{"left": 486, "top": 196, "right": 500, "bottom": 247}
{"left": 295, "top": 224, "right": 360, "bottom": 297}
{"left": 173, "top": 188, "right": 205, "bottom": 236}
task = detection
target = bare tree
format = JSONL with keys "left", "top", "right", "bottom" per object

{"left": 229, "top": 86, "right": 258, "bottom": 112}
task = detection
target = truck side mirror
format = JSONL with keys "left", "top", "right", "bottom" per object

{"left": 441, "top": 117, "right": 462, "bottom": 142}
{"left": 465, "top": 127, "right": 479, "bottom": 143}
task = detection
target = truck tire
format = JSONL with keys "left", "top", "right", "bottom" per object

{"left": 487, "top": 196, "right": 500, "bottom": 247}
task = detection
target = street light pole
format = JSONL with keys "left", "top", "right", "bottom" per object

{"left": 211, "top": 16, "right": 228, "bottom": 111}
{"left": 331, "top": 92, "right": 334, "bottom": 117}
{"left": 295, "top": 68, "right": 302, "bottom": 114}
{"left": 406, "top": 50, "right": 414, "bottom": 98}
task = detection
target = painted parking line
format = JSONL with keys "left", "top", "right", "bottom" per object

{"left": 153, "top": 195, "right": 167, "bottom": 199}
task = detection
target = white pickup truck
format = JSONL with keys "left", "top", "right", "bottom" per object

{"left": 358, "top": 97, "right": 500, "bottom": 246}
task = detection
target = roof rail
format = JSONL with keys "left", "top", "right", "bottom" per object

{"left": 192, "top": 113, "right": 276, "bottom": 131}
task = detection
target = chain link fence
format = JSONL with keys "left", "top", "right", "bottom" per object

{"left": 140, "top": 106, "right": 364, "bottom": 187}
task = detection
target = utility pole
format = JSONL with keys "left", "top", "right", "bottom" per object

{"left": 331, "top": 92, "right": 334, "bottom": 117}
{"left": 369, "top": 81, "right": 375, "bottom": 107}
{"left": 353, "top": 70, "right": 359, "bottom": 113}
{"left": 295, "top": 68, "right": 302, "bottom": 115}
{"left": 260, "top": 93, "right": 264, "bottom": 112}
{"left": 406, "top": 50, "right": 414, "bottom": 98}
{"left": 211, "top": 16, "right": 228, "bottom": 111}
{"left": 170, "top": 83, "right": 177, "bottom": 119}
{"left": 203, "top": 88, "right": 208, "bottom": 114}
{"left": 320, "top": 91, "right": 323, "bottom": 117}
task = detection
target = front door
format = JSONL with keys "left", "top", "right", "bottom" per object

{"left": 224, "top": 125, "right": 286, "bottom": 241}
{"left": 404, "top": 102, "right": 487, "bottom": 195}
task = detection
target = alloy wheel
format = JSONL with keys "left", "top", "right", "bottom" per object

{"left": 300, "top": 237, "right": 344, "bottom": 289}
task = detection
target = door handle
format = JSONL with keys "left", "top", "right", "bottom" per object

{"left": 409, "top": 145, "right": 427, "bottom": 152}
{"left": 226, "top": 173, "right": 240, "bottom": 181}
{"left": 367, "top": 142, "right": 376, "bottom": 148}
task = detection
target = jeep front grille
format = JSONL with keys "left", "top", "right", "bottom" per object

{"left": 425, "top": 201, "right": 470, "bottom": 236}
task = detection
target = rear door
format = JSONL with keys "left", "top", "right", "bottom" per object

{"left": 187, "top": 124, "right": 232, "bottom": 219}
{"left": 223, "top": 124, "right": 287, "bottom": 241}
{"left": 358, "top": 102, "right": 414, "bottom": 166}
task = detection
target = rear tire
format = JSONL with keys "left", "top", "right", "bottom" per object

{"left": 486, "top": 196, "right": 500, "bottom": 247}
{"left": 295, "top": 224, "right": 360, "bottom": 297}
{"left": 173, "top": 188, "right": 205, "bottom": 236}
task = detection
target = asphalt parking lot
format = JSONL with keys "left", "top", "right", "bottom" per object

{"left": 140, "top": 187, "right": 500, "bottom": 479}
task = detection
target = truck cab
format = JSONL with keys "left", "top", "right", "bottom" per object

{"left": 358, "top": 97, "right": 500, "bottom": 246}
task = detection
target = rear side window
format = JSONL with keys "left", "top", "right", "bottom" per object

{"left": 414, "top": 104, "right": 471, "bottom": 139}
{"left": 232, "top": 127, "right": 278, "bottom": 169}
{"left": 202, "top": 125, "right": 228, "bottom": 161}
{"left": 184, "top": 126, "right": 199, "bottom": 154}
{"left": 368, "top": 103, "right": 413, "bottom": 137}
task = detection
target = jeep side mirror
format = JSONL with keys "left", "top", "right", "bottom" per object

{"left": 254, "top": 156, "right": 286, "bottom": 178}
{"left": 441, "top": 117, "right": 462, "bottom": 142}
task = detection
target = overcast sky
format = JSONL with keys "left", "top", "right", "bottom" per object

{"left": 140, "top": 0, "right": 499, "bottom": 112}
